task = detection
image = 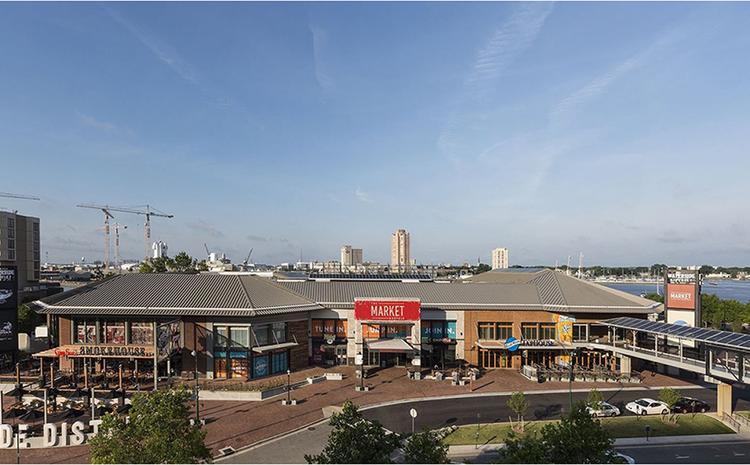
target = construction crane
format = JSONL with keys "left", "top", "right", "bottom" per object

{"left": 114, "top": 223, "right": 127, "bottom": 270}
{"left": 0, "top": 192, "right": 40, "bottom": 201}
{"left": 78, "top": 205, "right": 114, "bottom": 269}
{"left": 77, "top": 203, "right": 174, "bottom": 261}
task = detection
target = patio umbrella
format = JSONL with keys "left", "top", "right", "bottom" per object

{"left": 4, "top": 406, "right": 27, "bottom": 419}
{"left": 48, "top": 407, "right": 83, "bottom": 422}
{"left": 5, "top": 385, "right": 27, "bottom": 401}
{"left": 19, "top": 408, "right": 44, "bottom": 422}
{"left": 95, "top": 405, "right": 111, "bottom": 417}
{"left": 116, "top": 404, "right": 132, "bottom": 415}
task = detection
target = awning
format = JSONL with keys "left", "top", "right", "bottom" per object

{"left": 33, "top": 344, "right": 155, "bottom": 359}
{"left": 476, "top": 340, "right": 506, "bottom": 350}
{"left": 252, "top": 342, "right": 299, "bottom": 353}
{"left": 366, "top": 338, "right": 415, "bottom": 353}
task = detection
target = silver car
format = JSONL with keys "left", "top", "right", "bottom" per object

{"left": 587, "top": 401, "right": 621, "bottom": 417}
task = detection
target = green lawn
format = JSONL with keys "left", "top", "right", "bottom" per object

{"left": 442, "top": 414, "right": 733, "bottom": 446}
{"left": 738, "top": 411, "right": 750, "bottom": 420}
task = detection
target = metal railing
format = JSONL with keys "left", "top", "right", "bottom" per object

{"left": 722, "top": 413, "right": 742, "bottom": 433}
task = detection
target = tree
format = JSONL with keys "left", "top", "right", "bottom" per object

{"left": 139, "top": 260, "right": 155, "bottom": 273}
{"left": 587, "top": 388, "right": 603, "bottom": 410}
{"left": 196, "top": 260, "right": 209, "bottom": 272}
{"left": 402, "top": 430, "right": 449, "bottom": 464}
{"left": 643, "top": 293, "right": 663, "bottom": 303}
{"left": 18, "top": 304, "right": 43, "bottom": 335}
{"left": 305, "top": 401, "right": 400, "bottom": 464}
{"left": 475, "top": 263, "right": 492, "bottom": 274}
{"left": 89, "top": 387, "right": 210, "bottom": 464}
{"left": 659, "top": 387, "right": 681, "bottom": 423}
{"left": 498, "top": 402, "right": 618, "bottom": 464}
{"left": 173, "top": 251, "right": 197, "bottom": 273}
{"left": 507, "top": 391, "right": 528, "bottom": 432}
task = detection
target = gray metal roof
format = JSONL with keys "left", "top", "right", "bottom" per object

{"left": 601, "top": 316, "right": 750, "bottom": 352}
{"left": 35, "top": 273, "right": 322, "bottom": 316}
{"left": 280, "top": 270, "right": 660, "bottom": 313}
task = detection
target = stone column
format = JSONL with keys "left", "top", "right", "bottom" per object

{"left": 619, "top": 355, "right": 632, "bottom": 375}
{"left": 717, "top": 382, "right": 733, "bottom": 415}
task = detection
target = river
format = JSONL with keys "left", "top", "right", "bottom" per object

{"left": 605, "top": 280, "right": 750, "bottom": 303}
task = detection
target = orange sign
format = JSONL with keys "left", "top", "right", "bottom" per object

{"left": 667, "top": 283, "right": 696, "bottom": 310}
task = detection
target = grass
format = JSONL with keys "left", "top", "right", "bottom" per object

{"left": 738, "top": 411, "right": 750, "bottom": 420}
{"left": 442, "top": 414, "right": 734, "bottom": 446}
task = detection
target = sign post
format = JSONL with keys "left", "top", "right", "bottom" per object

{"left": 409, "top": 408, "right": 417, "bottom": 434}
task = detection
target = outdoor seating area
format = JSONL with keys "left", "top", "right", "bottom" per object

{"left": 521, "top": 363, "right": 643, "bottom": 384}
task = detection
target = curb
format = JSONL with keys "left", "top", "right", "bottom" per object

{"left": 358, "top": 384, "right": 705, "bottom": 411}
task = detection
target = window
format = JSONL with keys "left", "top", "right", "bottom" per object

{"left": 540, "top": 323, "right": 556, "bottom": 340}
{"left": 272, "top": 322, "right": 286, "bottom": 344}
{"left": 130, "top": 322, "right": 153, "bottom": 345}
{"left": 496, "top": 323, "right": 513, "bottom": 341}
{"left": 573, "top": 324, "right": 588, "bottom": 342}
{"left": 253, "top": 354, "right": 270, "bottom": 378}
{"left": 521, "top": 323, "right": 538, "bottom": 340}
{"left": 230, "top": 327, "right": 250, "bottom": 347}
{"left": 101, "top": 321, "right": 126, "bottom": 344}
{"left": 74, "top": 320, "right": 96, "bottom": 344}
{"left": 478, "top": 322, "right": 512, "bottom": 340}
{"left": 7, "top": 218, "right": 14, "bottom": 239}
{"left": 7, "top": 239, "right": 14, "bottom": 250}
{"left": 384, "top": 325, "right": 408, "bottom": 339}
{"left": 272, "top": 351, "right": 288, "bottom": 374}
{"left": 253, "top": 325, "right": 270, "bottom": 346}
{"left": 478, "top": 322, "right": 495, "bottom": 340}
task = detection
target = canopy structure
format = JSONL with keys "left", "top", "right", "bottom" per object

{"left": 33, "top": 344, "right": 156, "bottom": 359}
{"left": 601, "top": 317, "right": 750, "bottom": 352}
{"left": 366, "top": 338, "right": 415, "bottom": 353}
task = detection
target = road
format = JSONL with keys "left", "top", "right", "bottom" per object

{"left": 362, "top": 386, "right": 750, "bottom": 434}
{"left": 617, "top": 440, "right": 750, "bottom": 463}
{"left": 222, "top": 385, "right": 750, "bottom": 463}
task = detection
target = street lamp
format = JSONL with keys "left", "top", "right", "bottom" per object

{"left": 191, "top": 350, "right": 199, "bottom": 422}
{"left": 286, "top": 369, "right": 291, "bottom": 404}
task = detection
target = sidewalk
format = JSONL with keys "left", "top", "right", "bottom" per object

{"left": 0, "top": 367, "right": 701, "bottom": 463}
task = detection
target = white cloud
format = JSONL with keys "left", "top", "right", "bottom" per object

{"left": 105, "top": 7, "right": 198, "bottom": 84}
{"left": 354, "top": 187, "right": 373, "bottom": 203}
{"left": 309, "top": 24, "right": 334, "bottom": 91}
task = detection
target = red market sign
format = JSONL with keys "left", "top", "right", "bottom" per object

{"left": 355, "top": 299, "right": 421, "bottom": 321}
{"left": 666, "top": 283, "right": 696, "bottom": 310}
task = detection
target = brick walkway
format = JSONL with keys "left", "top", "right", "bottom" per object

{"left": 0, "top": 367, "right": 699, "bottom": 463}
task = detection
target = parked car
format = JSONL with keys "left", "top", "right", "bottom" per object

{"left": 673, "top": 397, "right": 709, "bottom": 414}
{"left": 616, "top": 452, "right": 636, "bottom": 464}
{"left": 625, "top": 398, "right": 669, "bottom": 415}
{"left": 587, "top": 401, "right": 621, "bottom": 417}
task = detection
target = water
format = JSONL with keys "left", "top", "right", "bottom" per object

{"left": 605, "top": 280, "right": 750, "bottom": 304}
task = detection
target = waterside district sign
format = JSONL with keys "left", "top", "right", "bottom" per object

{"left": 354, "top": 299, "right": 421, "bottom": 321}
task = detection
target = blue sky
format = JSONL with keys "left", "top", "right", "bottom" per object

{"left": 2, "top": 2, "right": 750, "bottom": 266}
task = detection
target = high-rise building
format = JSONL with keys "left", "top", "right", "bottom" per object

{"left": 390, "top": 229, "right": 410, "bottom": 272}
{"left": 491, "top": 247, "right": 509, "bottom": 270}
{"left": 0, "top": 211, "right": 40, "bottom": 291}
{"left": 340, "top": 245, "right": 363, "bottom": 267}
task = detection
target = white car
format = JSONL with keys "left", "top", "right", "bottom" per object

{"left": 625, "top": 398, "right": 669, "bottom": 416}
{"left": 587, "top": 401, "right": 621, "bottom": 417}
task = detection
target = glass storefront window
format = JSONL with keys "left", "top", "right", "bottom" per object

{"left": 335, "top": 320, "right": 347, "bottom": 338}
{"left": 272, "top": 351, "right": 288, "bottom": 374}
{"left": 130, "top": 322, "right": 153, "bottom": 345}
{"left": 74, "top": 320, "right": 96, "bottom": 343}
{"left": 478, "top": 322, "right": 512, "bottom": 340}
{"left": 101, "top": 321, "right": 126, "bottom": 344}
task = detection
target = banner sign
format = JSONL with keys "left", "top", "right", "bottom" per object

{"left": 354, "top": 299, "right": 420, "bottom": 321}
{"left": 0, "top": 266, "right": 18, "bottom": 352}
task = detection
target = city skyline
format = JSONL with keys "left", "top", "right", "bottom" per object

{"left": 3, "top": 2, "right": 750, "bottom": 266}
